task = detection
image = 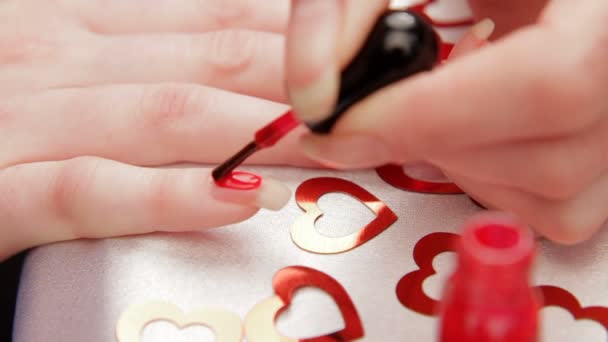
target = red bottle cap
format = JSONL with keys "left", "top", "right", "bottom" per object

{"left": 439, "top": 211, "right": 541, "bottom": 342}
{"left": 458, "top": 212, "right": 535, "bottom": 289}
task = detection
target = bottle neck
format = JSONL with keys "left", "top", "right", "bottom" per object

{"left": 449, "top": 213, "right": 536, "bottom": 303}
{"left": 449, "top": 262, "right": 533, "bottom": 304}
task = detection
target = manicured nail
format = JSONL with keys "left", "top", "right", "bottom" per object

{"left": 287, "top": 0, "right": 341, "bottom": 124}
{"left": 210, "top": 171, "right": 291, "bottom": 211}
{"left": 300, "top": 133, "right": 395, "bottom": 169}
{"left": 403, "top": 162, "right": 449, "bottom": 182}
{"left": 470, "top": 18, "right": 495, "bottom": 40}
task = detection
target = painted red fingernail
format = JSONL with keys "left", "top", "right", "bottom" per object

{"left": 214, "top": 171, "right": 262, "bottom": 190}
{"left": 210, "top": 171, "right": 291, "bottom": 211}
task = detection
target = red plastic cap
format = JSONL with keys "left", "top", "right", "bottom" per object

{"left": 458, "top": 212, "right": 535, "bottom": 285}
{"left": 439, "top": 211, "right": 541, "bottom": 342}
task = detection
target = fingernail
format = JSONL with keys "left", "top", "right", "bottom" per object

{"left": 470, "top": 18, "right": 495, "bottom": 40}
{"left": 403, "top": 162, "right": 449, "bottom": 182}
{"left": 300, "top": 133, "right": 395, "bottom": 169}
{"left": 210, "top": 171, "right": 291, "bottom": 211}
{"left": 287, "top": 0, "right": 341, "bottom": 124}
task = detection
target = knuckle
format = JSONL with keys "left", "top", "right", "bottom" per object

{"left": 538, "top": 161, "right": 579, "bottom": 200}
{"left": 524, "top": 68, "right": 598, "bottom": 133}
{"left": 207, "top": 0, "right": 252, "bottom": 28}
{"left": 145, "top": 171, "right": 178, "bottom": 225}
{"left": 137, "top": 85, "right": 209, "bottom": 131}
{"left": 0, "top": 168, "right": 21, "bottom": 227}
{"left": 582, "top": 5, "right": 608, "bottom": 73}
{"left": 550, "top": 40, "right": 606, "bottom": 129}
{"left": 0, "top": 99, "right": 16, "bottom": 131}
{"left": 0, "top": 34, "right": 33, "bottom": 64}
{"left": 204, "top": 29, "right": 256, "bottom": 73}
{"left": 49, "top": 157, "right": 100, "bottom": 227}
{"left": 522, "top": 42, "right": 598, "bottom": 133}
{"left": 0, "top": 32, "right": 58, "bottom": 65}
{"left": 580, "top": 32, "right": 608, "bottom": 110}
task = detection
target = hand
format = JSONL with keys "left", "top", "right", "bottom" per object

{"left": 286, "top": 0, "right": 608, "bottom": 244}
{"left": 0, "top": 0, "right": 313, "bottom": 261}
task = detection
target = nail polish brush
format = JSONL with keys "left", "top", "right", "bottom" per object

{"left": 212, "top": 9, "right": 441, "bottom": 181}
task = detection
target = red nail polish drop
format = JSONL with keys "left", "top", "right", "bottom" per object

{"left": 214, "top": 171, "right": 261, "bottom": 190}
{"left": 438, "top": 213, "right": 541, "bottom": 342}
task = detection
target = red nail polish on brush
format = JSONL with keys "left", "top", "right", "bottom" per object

{"left": 438, "top": 212, "right": 541, "bottom": 342}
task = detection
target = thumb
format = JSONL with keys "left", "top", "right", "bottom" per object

{"left": 286, "top": 0, "right": 388, "bottom": 125}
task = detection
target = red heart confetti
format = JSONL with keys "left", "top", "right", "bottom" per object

{"left": 291, "top": 177, "right": 398, "bottom": 254}
{"left": 395, "top": 232, "right": 459, "bottom": 315}
{"left": 396, "top": 233, "right": 608, "bottom": 333}
{"left": 244, "top": 266, "right": 364, "bottom": 341}
{"left": 376, "top": 164, "right": 464, "bottom": 195}
{"left": 539, "top": 285, "right": 608, "bottom": 330}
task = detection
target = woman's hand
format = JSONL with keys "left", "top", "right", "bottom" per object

{"left": 286, "top": 0, "right": 608, "bottom": 244}
{"left": 0, "top": 0, "right": 313, "bottom": 261}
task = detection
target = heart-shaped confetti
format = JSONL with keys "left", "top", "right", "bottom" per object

{"left": 376, "top": 164, "right": 464, "bottom": 194}
{"left": 291, "top": 177, "right": 398, "bottom": 254}
{"left": 115, "top": 302, "right": 242, "bottom": 342}
{"left": 244, "top": 266, "right": 364, "bottom": 342}
{"left": 395, "top": 232, "right": 459, "bottom": 315}
{"left": 396, "top": 233, "right": 608, "bottom": 335}
{"left": 539, "top": 286, "right": 608, "bottom": 330}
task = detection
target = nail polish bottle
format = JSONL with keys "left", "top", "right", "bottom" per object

{"left": 212, "top": 9, "right": 441, "bottom": 181}
{"left": 308, "top": 9, "right": 440, "bottom": 134}
{"left": 438, "top": 212, "right": 541, "bottom": 342}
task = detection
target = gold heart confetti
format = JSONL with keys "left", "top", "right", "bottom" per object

{"left": 115, "top": 301, "right": 242, "bottom": 342}
{"left": 291, "top": 177, "right": 398, "bottom": 254}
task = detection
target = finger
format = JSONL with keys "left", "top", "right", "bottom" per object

{"left": 69, "top": 0, "right": 288, "bottom": 34}
{"left": 296, "top": 19, "right": 493, "bottom": 169}
{"left": 1, "top": 84, "right": 317, "bottom": 168}
{"left": 299, "top": 25, "right": 602, "bottom": 167}
{"left": 428, "top": 118, "right": 608, "bottom": 201}
{"left": 0, "top": 157, "right": 291, "bottom": 260}
{"left": 66, "top": 31, "right": 286, "bottom": 102}
{"left": 448, "top": 172, "right": 608, "bottom": 245}
{"left": 286, "top": 0, "right": 388, "bottom": 124}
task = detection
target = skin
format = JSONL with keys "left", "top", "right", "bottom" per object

{"left": 4, "top": 0, "right": 602, "bottom": 260}
{"left": 0, "top": 0, "right": 325, "bottom": 261}
{"left": 286, "top": 0, "right": 608, "bottom": 245}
